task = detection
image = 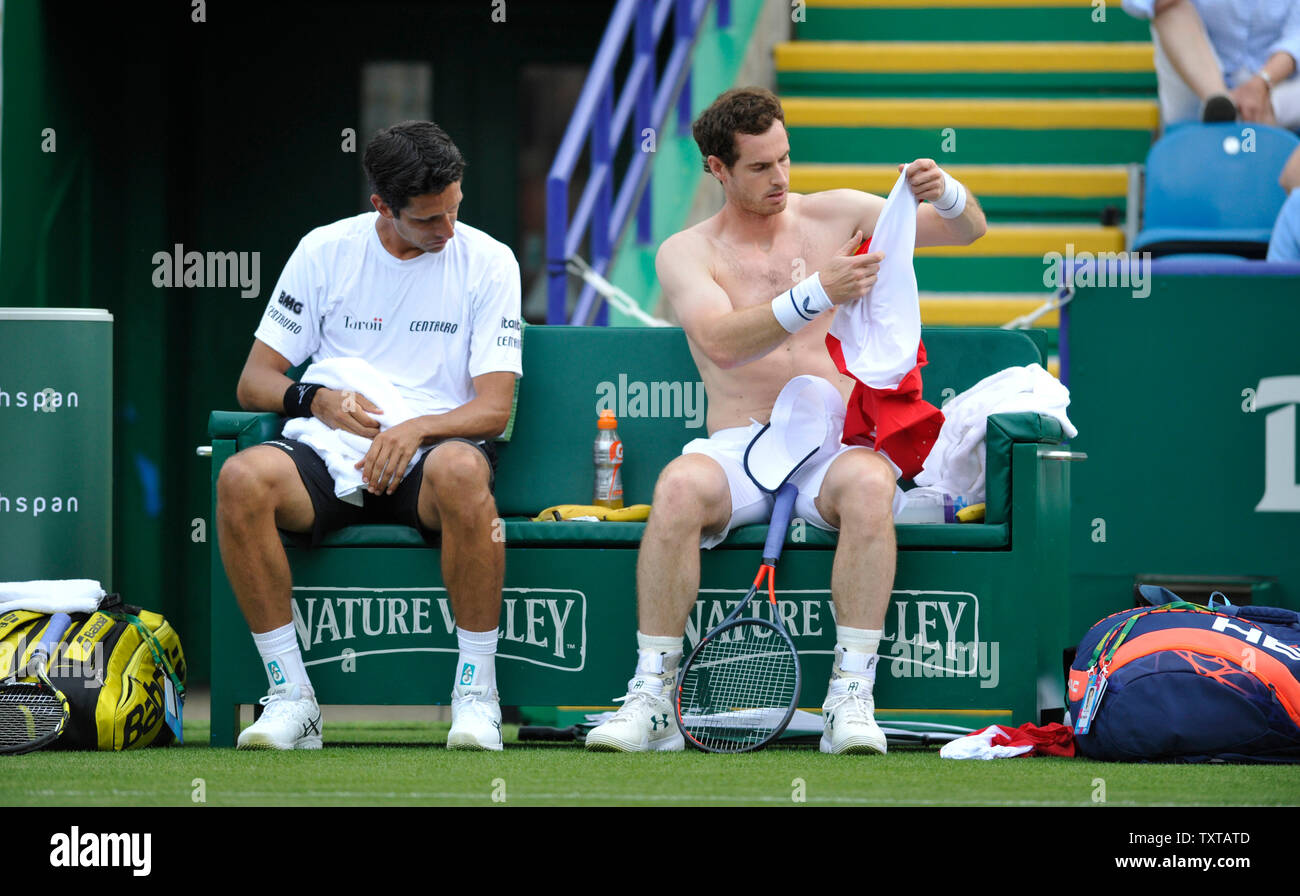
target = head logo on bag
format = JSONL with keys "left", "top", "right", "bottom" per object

{"left": 1068, "top": 586, "right": 1300, "bottom": 763}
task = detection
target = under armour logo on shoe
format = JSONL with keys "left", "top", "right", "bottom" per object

{"left": 651, "top": 714, "right": 670, "bottom": 730}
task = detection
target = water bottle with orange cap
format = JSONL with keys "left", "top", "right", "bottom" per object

{"left": 593, "top": 409, "right": 624, "bottom": 510}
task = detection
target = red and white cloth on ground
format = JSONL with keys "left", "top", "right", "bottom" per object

{"left": 939, "top": 722, "right": 1077, "bottom": 760}
{"left": 825, "top": 169, "right": 943, "bottom": 479}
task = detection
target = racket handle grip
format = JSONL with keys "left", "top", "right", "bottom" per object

{"left": 32, "top": 613, "right": 73, "bottom": 663}
{"left": 763, "top": 482, "right": 798, "bottom": 564}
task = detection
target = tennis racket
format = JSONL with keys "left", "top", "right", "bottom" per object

{"left": 676, "top": 481, "right": 802, "bottom": 752}
{"left": 0, "top": 613, "right": 74, "bottom": 755}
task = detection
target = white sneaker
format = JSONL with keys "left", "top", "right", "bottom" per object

{"left": 237, "top": 683, "right": 323, "bottom": 750}
{"left": 585, "top": 674, "right": 684, "bottom": 752}
{"left": 448, "top": 685, "right": 503, "bottom": 751}
{"left": 819, "top": 677, "right": 887, "bottom": 755}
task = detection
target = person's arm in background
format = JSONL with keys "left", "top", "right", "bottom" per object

{"left": 1145, "top": 0, "right": 1233, "bottom": 107}
{"left": 1281, "top": 145, "right": 1300, "bottom": 193}
{"left": 1238, "top": 1, "right": 1300, "bottom": 127}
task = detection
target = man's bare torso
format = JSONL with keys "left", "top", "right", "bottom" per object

{"left": 681, "top": 193, "right": 873, "bottom": 433}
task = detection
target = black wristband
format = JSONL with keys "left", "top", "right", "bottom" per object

{"left": 283, "top": 382, "right": 324, "bottom": 418}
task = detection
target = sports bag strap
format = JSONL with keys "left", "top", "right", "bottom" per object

{"left": 106, "top": 612, "right": 186, "bottom": 700}
{"left": 1087, "top": 604, "right": 1211, "bottom": 670}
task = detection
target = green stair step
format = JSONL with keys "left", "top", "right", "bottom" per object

{"left": 776, "top": 41, "right": 1155, "bottom": 95}
{"left": 795, "top": 1, "right": 1149, "bottom": 43}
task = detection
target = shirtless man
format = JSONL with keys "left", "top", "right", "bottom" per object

{"left": 585, "top": 87, "right": 986, "bottom": 754}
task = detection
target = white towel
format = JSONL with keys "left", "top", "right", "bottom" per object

{"left": 282, "top": 358, "right": 431, "bottom": 504}
{"left": 914, "top": 363, "right": 1078, "bottom": 503}
{"left": 827, "top": 169, "right": 921, "bottom": 391}
{"left": 0, "top": 579, "right": 106, "bottom": 615}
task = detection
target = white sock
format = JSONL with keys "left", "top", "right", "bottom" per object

{"left": 635, "top": 631, "right": 683, "bottom": 676}
{"left": 456, "top": 626, "right": 498, "bottom": 690}
{"left": 252, "top": 623, "right": 313, "bottom": 697}
{"left": 835, "top": 626, "right": 882, "bottom": 681}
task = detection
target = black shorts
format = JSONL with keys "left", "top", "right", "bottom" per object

{"left": 263, "top": 437, "right": 497, "bottom": 549}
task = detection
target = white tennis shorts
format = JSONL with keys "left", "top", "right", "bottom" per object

{"left": 681, "top": 423, "right": 906, "bottom": 549}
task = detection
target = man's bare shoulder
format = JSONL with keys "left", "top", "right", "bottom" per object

{"left": 798, "top": 188, "right": 883, "bottom": 222}
{"left": 657, "top": 216, "right": 724, "bottom": 265}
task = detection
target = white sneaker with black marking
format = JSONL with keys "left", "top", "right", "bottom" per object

{"left": 820, "top": 676, "right": 887, "bottom": 755}
{"left": 585, "top": 674, "right": 684, "bottom": 752}
{"left": 448, "top": 685, "right": 504, "bottom": 751}
{"left": 237, "top": 683, "right": 323, "bottom": 750}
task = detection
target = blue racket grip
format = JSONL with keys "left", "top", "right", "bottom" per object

{"left": 33, "top": 613, "right": 73, "bottom": 663}
{"left": 763, "top": 482, "right": 798, "bottom": 565}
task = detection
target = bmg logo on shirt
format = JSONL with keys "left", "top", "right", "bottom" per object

{"left": 278, "top": 291, "right": 304, "bottom": 314}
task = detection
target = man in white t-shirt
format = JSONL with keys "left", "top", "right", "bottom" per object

{"left": 217, "top": 121, "right": 522, "bottom": 751}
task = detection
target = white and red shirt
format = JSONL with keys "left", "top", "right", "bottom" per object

{"left": 254, "top": 211, "right": 523, "bottom": 417}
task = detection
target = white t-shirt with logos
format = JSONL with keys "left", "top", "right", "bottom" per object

{"left": 254, "top": 211, "right": 523, "bottom": 419}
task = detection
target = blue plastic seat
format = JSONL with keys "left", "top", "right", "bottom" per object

{"left": 1133, "top": 123, "right": 1299, "bottom": 259}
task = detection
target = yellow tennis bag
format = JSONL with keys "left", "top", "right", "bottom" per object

{"left": 0, "top": 595, "right": 186, "bottom": 750}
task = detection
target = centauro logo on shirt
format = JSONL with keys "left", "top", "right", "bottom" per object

{"left": 410, "top": 320, "right": 459, "bottom": 334}
{"left": 344, "top": 316, "right": 384, "bottom": 331}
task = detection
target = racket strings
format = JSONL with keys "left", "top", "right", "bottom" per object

{"left": 0, "top": 684, "right": 65, "bottom": 749}
{"left": 679, "top": 620, "right": 799, "bottom": 751}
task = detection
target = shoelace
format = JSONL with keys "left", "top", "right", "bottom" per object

{"left": 824, "top": 689, "right": 873, "bottom": 723}
{"left": 258, "top": 689, "right": 309, "bottom": 719}
{"left": 610, "top": 681, "right": 666, "bottom": 717}
{"left": 454, "top": 689, "right": 499, "bottom": 721}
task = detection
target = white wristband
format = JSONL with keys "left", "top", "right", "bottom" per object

{"left": 932, "top": 170, "right": 968, "bottom": 219}
{"left": 772, "top": 273, "right": 833, "bottom": 333}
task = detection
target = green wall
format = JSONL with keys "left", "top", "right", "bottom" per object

{"left": 1, "top": 0, "right": 611, "bottom": 680}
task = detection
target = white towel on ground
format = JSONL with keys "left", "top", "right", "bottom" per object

{"left": 0, "top": 579, "right": 106, "bottom": 614}
{"left": 914, "top": 363, "right": 1077, "bottom": 503}
{"left": 281, "top": 357, "right": 431, "bottom": 505}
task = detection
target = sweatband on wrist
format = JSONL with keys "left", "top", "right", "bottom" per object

{"left": 932, "top": 170, "right": 968, "bottom": 219}
{"left": 283, "top": 382, "right": 324, "bottom": 418}
{"left": 772, "top": 272, "right": 833, "bottom": 334}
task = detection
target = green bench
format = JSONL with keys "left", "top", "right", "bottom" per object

{"left": 207, "top": 326, "right": 1072, "bottom": 746}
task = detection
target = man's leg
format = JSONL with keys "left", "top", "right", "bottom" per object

{"left": 415, "top": 440, "right": 505, "bottom": 751}
{"left": 216, "top": 444, "right": 323, "bottom": 750}
{"left": 810, "top": 447, "right": 899, "bottom": 755}
{"left": 586, "top": 454, "right": 735, "bottom": 752}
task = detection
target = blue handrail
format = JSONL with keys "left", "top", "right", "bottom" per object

{"left": 546, "top": 0, "right": 731, "bottom": 325}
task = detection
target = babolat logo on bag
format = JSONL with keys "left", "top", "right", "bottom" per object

{"left": 1068, "top": 585, "right": 1300, "bottom": 762}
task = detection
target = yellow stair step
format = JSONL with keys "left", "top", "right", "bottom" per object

{"left": 776, "top": 41, "right": 1154, "bottom": 73}
{"left": 917, "top": 224, "right": 1124, "bottom": 257}
{"left": 919, "top": 293, "right": 1058, "bottom": 326}
{"left": 783, "top": 96, "right": 1159, "bottom": 129}
{"left": 791, "top": 163, "right": 1129, "bottom": 197}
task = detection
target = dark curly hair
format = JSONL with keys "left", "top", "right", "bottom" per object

{"left": 692, "top": 87, "right": 785, "bottom": 172}
{"left": 363, "top": 121, "right": 466, "bottom": 218}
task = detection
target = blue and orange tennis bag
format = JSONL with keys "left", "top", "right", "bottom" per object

{"left": 1067, "top": 585, "right": 1300, "bottom": 763}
